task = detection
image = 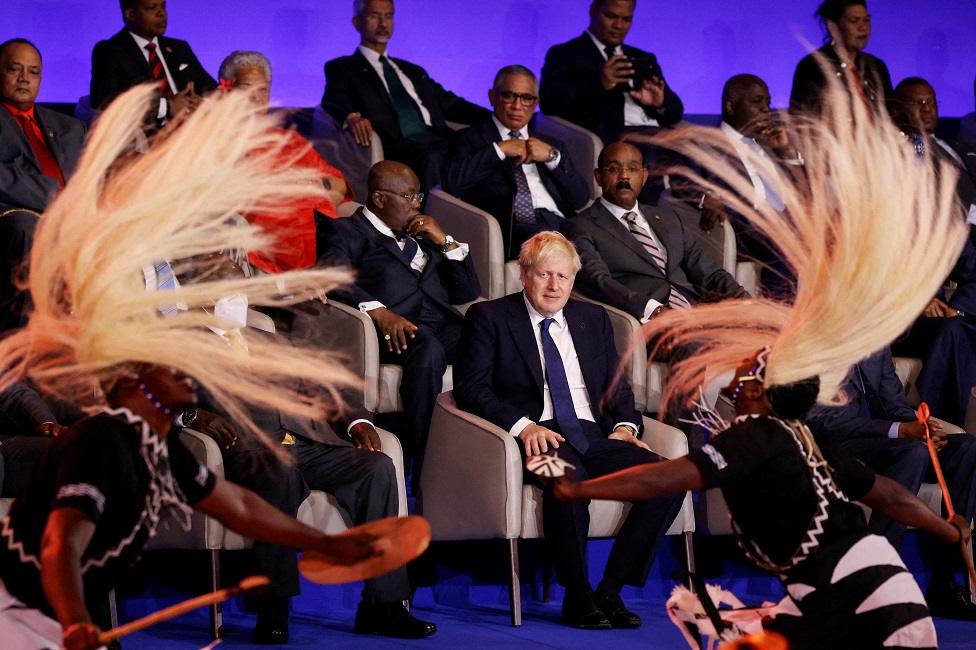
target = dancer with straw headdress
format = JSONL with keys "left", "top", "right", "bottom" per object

{"left": 0, "top": 85, "right": 399, "bottom": 650}
{"left": 529, "top": 76, "right": 972, "bottom": 648}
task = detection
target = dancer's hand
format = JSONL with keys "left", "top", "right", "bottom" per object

{"left": 316, "top": 532, "right": 384, "bottom": 565}
{"left": 948, "top": 514, "right": 971, "bottom": 545}
{"left": 63, "top": 621, "right": 102, "bottom": 650}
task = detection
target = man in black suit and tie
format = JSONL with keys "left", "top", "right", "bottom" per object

{"left": 443, "top": 65, "right": 590, "bottom": 259}
{"left": 454, "top": 231, "right": 682, "bottom": 629}
{"left": 540, "top": 0, "right": 682, "bottom": 201}
{"left": 322, "top": 0, "right": 489, "bottom": 191}
{"left": 0, "top": 38, "right": 86, "bottom": 333}
{"left": 808, "top": 346, "right": 976, "bottom": 619}
{"left": 317, "top": 160, "right": 480, "bottom": 479}
{"left": 564, "top": 142, "right": 745, "bottom": 323}
{"left": 90, "top": 0, "right": 216, "bottom": 121}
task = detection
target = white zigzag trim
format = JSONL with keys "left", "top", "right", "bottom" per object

{"left": 56, "top": 484, "right": 106, "bottom": 515}
{"left": 1, "top": 516, "right": 40, "bottom": 569}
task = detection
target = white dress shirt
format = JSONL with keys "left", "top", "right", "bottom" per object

{"left": 586, "top": 31, "right": 659, "bottom": 128}
{"left": 720, "top": 121, "right": 772, "bottom": 209}
{"left": 490, "top": 116, "right": 564, "bottom": 217}
{"left": 129, "top": 32, "right": 178, "bottom": 120}
{"left": 358, "top": 46, "right": 433, "bottom": 128}
{"left": 600, "top": 197, "right": 678, "bottom": 322}
{"left": 357, "top": 206, "right": 469, "bottom": 312}
{"left": 510, "top": 294, "right": 639, "bottom": 438}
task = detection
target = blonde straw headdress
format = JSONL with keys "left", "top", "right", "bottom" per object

{"left": 0, "top": 86, "right": 359, "bottom": 442}
{"left": 643, "top": 77, "right": 966, "bottom": 412}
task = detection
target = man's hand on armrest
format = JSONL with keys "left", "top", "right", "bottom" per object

{"left": 344, "top": 112, "right": 373, "bottom": 147}
{"left": 368, "top": 307, "right": 418, "bottom": 355}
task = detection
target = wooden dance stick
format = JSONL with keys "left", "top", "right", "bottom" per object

{"left": 97, "top": 575, "right": 270, "bottom": 644}
{"left": 916, "top": 403, "right": 976, "bottom": 588}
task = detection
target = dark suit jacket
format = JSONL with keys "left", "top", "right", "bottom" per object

{"left": 563, "top": 200, "right": 746, "bottom": 319}
{"left": 789, "top": 44, "right": 892, "bottom": 117}
{"left": 322, "top": 50, "right": 488, "bottom": 145}
{"left": 90, "top": 29, "right": 217, "bottom": 111}
{"left": 454, "top": 293, "right": 640, "bottom": 435}
{"left": 807, "top": 347, "right": 916, "bottom": 443}
{"left": 540, "top": 33, "right": 683, "bottom": 142}
{"left": 442, "top": 119, "right": 590, "bottom": 232}
{"left": 316, "top": 208, "right": 481, "bottom": 323}
{"left": 0, "top": 105, "right": 86, "bottom": 212}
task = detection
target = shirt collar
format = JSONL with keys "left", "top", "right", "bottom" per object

{"left": 358, "top": 45, "right": 388, "bottom": 65}
{"left": 522, "top": 292, "right": 566, "bottom": 329}
{"left": 492, "top": 114, "right": 527, "bottom": 140}
{"left": 362, "top": 205, "right": 395, "bottom": 238}
{"left": 720, "top": 120, "right": 746, "bottom": 142}
{"left": 0, "top": 100, "right": 35, "bottom": 121}
{"left": 586, "top": 30, "right": 620, "bottom": 59}
{"left": 129, "top": 31, "right": 160, "bottom": 52}
{"left": 599, "top": 196, "right": 640, "bottom": 223}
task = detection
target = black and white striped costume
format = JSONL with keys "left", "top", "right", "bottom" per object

{"left": 688, "top": 414, "right": 937, "bottom": 649}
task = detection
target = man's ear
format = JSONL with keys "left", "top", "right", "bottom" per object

{"left": 123, "top": 8, "right": 135, "bottom": 25}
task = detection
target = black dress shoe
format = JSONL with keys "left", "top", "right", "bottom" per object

{"left": 927, "top": 581, "right": 976, "bottom": 621}
{"left": 354, "top": 600, "right": 437, "bottom": 638}
{"left": 252, "top": 596, "right": 290, "bottom": 644}
{"left": 561, "top": 590, "right": 612, "bottom": 629}
{"left": 595, "top": 590, "right": 641, "bottom": 628}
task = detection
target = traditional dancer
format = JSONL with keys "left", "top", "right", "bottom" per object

{"left": 534, "top": 75, "right": 971, "bottom": 649}
{"left": 0, "top": 85, "right": 388, "bottom": 650}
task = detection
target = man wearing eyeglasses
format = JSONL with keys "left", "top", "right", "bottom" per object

{"left": 317, "top": 160, "right": 480, "bottom": 488}
{"left": 444, "top": 65, "right": 590, "bottom": 259}
{"left": 564, "top": 142, "right": 745, "bottom": 323}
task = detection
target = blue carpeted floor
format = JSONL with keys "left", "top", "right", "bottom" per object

{"left": 114, "top": 532, "right": 976, "bottom": 648}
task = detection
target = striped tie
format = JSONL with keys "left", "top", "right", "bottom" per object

{"left": 145, "top": 42, "right": 168, "bottom": 93}
{"left": 623, "top": 211, "right": 691, "bottom": 309}
{"left": 508, "top": 131, "right": 536, "bottom": 224}
{"left": 153, "top": 260, "right": 179, "bottom": 317}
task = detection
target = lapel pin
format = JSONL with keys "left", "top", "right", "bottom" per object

{"left": 654, "top": 214, "right": 661, "bottom": 221}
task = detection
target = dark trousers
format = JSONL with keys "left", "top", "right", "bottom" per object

{"left": 0, "top": 434, "right": 52, "bottom": 497}
{"left": 896, "top": 316, "right": 976, "bottom": 426}
{"left": 293, "top": 438, "right": 410, "bottom": 604}
{"left": 835, "top": 437, "right": 928, "bottom": 549}
{"left": 378, "top": 321, "right": 461, "bottom": 458}
{"left": 0, "top": 211, "right": 38, "bottom": 335}
{"left": 532, "top": 419, "right": 683, "bottom": 593}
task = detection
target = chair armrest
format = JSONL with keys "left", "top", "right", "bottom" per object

{"left": 427, "top": 189, "right": 505, "bottom": 300}
{"left": 318, "top": 300, "right": 380, "bottom": 413}
{"left": 420, "top": 392, "right": 523, "bottom": 540}
{"left": 375, "top": 428, "right": 408, "bottom": 516}
{"left": 640, "top": 416, "right": 688, "bottom": 460}
{"left": 179, "top": 428, "right": 225, "bottom": 478}
{"left": 533, "top": 114, "right": 603, "bottom": 200}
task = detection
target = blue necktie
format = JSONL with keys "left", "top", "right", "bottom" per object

{"left": 540, "top": 318, "right": 589, "bottom": 454}
{"left": 153, "top": 260, "right": 178, "bottom": 317}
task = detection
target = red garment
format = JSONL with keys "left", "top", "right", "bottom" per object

{"left": 246, "top": 129, "right": 353, "bottom": 273}
{"left": 1, "top": 101, "right": 66, "bottom": 188}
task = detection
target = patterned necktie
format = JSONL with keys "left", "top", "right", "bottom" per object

{"left": 540, "top": 318, "right": 589, "bottom": 454}
{"left": 623, "top": 211, "right": 691, "bottom": 309}
{"left": 12, "top": 112, "right": 65, "bottom": 187}
{"left": 743, "top": 137, "right": 786, "bottom": 212}
{"left": 508, "top": 131, "right": 536, "bottom": 224}
{"left": 393, "top": 231, "right": 420, "bottom": 271}
{"left": 379, "top": 55, "right": 427, "bottom": 140}
{"left": 910, "top": 134, "right": 926, "bottom": 159}
{"left": 604, "top": 45, "right": 617, "bottom": 61}
{"left": 144, "top": 42, "right": 170, "bottom": 95}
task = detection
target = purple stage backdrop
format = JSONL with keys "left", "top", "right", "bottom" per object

{"left": 6, "top": 0, "right": 976, "bottom": 116}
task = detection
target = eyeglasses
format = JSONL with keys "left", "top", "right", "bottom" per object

{"left": 497, "top": 91, "right": 539, "bottom": 106}
{"left": 600, "top": 163, "right": 645, "bottom": 174}
{"left": 375, "top": 189, "right": 424, "bottom": 204}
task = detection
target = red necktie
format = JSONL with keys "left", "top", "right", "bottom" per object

{"left": 145, "top": 42, "right": 169, "bottom": 94}
{"left": 12, "top": 111, "right": 65, "bottom": 189}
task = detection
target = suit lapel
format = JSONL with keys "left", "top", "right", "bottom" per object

{"left": 354, "top": 211, "right": 416, "bottom": 273}
{"left": 352, "top": 50, "right": 395, "bottom": 112}
{"left": 32, "top": 108, "right": 67, "bottom": 172}
{"left": 564, "top": 301, "right": 601, "bottom": 409}
{"left": 590, "top": 202, "right": 662, "bottom": 273}
{"left": 0, "top": 108, "right": 38, "bottom": 172}
{"left": 506, "top": 295, "right": 545, "bottom": 396}
{"left": 644, "top": 207, "right": 679, "bottom": 273}
{"left": 117, "top": 29, "right": 152, "bottom": 78}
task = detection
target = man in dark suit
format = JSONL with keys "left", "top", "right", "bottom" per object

{"left": 889, "top": 77, "right": 976, "bottom": 428}
{"left": 808, "top": 346, "right": 976, "bottom": 619}
{"left": 0, "top": 38, "right": 86, "bottom": 334}
{"left": 184, "top": 302, "right": 435, "bottom": 643}
{"left": 90, "top": 0, "right": 216, "bottom": 121}
{"left": 322, "top": 0, "right": 489, "bottom": 191}
{"left": 540, "top": 0, "right": 682, "bottom": 202}
{"left": 564, "top": 142, "right": 745, "bottom": 323}
{"left": 317, "top": 160, "right": 480, "bottom": 477}
{"left": 444, "top": 65, "right": 590, "bottom": 259}
{"left": 454, "top": 231, "right": 682, "bottom": 629}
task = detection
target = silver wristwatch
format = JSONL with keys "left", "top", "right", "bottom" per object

{"left": 547, "top": 147, "right": 560, "bottom": 164}
{"left": 441, "top": 235, "right": 456, "bottom": 252}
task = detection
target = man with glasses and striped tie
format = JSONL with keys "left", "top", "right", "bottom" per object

{"left": 564, "top": 141, "right": 746, "bottom": 325}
